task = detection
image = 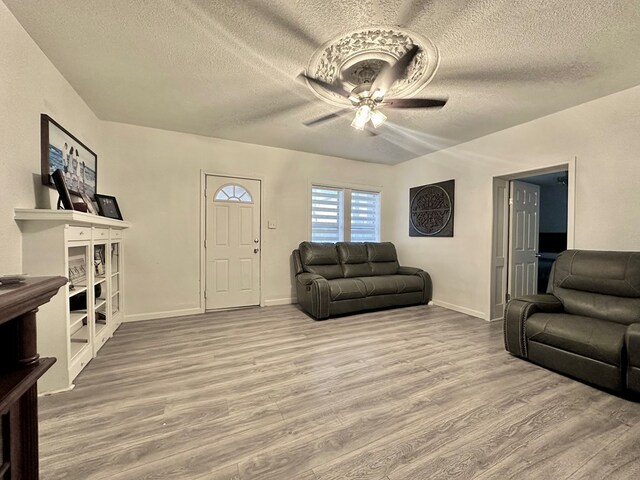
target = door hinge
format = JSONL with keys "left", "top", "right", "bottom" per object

{"left": 506, "top": 293, "right": 511, "bottom": 303}
{"left": 204, "top": 290, "right": 207, "bottom": 299}
{"left": 508, "top": 197, "right": 513, "bottom": 206}
{"left": 204, "top": 240, "right": 207, "bottom": 249}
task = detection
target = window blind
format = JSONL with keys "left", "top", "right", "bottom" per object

{"left": 311, "top": 187, "right": 344, "bottom": 242}
{"left": 350, "top": 190, "right": 380, "bottom": 242}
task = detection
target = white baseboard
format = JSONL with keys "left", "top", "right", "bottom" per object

{"left": 432, "top": 300, "right": 487, "bottom": 320}
{"left": 125, "top": 308, "right": 203, "bottom": 323}
{"left": 264, "top": 297, "right": 295, "bottom": 307}
{"left": 39, "top": 384, "right": 75, "bottom": 396}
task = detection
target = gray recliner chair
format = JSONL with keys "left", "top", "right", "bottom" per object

{"left": 504, "top": 249, "right": 640, "bottom": 394}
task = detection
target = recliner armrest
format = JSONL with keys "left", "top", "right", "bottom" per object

{"left": 504, "top": 294, "right": 563, "bottom": 358}
{"left": 295, "top": 273, "right": 330, "bottom": 320}
{"left": 513, "top": 294, "right": 564, "bottom": 313}
{"left": 397, "top": 266, "right": 432, "bottom": 303}
{"left": 397, "top": 266, "right": 423, "bottom": 275}
{"left": 296, "top": 272, "right": 325, "bottom": 286}
{"left": 626, "top": 323, "right": 640, "bottom": 393}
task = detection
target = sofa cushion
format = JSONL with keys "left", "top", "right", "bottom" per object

{"left": 359, "top": 275, "right": 424, "bottom": 296}
{"left": 298, "top": 241, "right": 343, "bottom": 280}
{"left": 337, "top": 242, "right": 372, "bottom": 278}
{"left": 366, "top": 242, "right": 399, "bottom": 276}
{"left": 328, "top": 278, "right": 367, "bottom": 301}
{"left": 553, "top": 250, "right": 640, "bottom": 298}
{"left": 526, "top": 312, "right": 627, "bottom": 366}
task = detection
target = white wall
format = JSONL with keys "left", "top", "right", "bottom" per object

{"left": 0, "top": 1, "right": 103, "bottom": 271}
{"left": 4, "top": 0, "right": 639, "bottom": 323}
{"left": 101, "top": 122, "right": 395, "bottom": 320}
{"left": 390, "top": 85, "right": 640, "bottom": 320}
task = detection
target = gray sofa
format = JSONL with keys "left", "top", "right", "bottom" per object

{"left": 504, "top": 249, "right": 640, "bottom": 394}
{"left": 293, "top": 241, "right": 432, "bottom": 320}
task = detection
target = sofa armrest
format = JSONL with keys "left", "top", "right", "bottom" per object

{"left": 626, "top": 323, "right": 640, "bottom": 393}
{"left": 397, "top": 266, "right": 422, "bottom": 275}
{"left": 296, "top": 272, "right": 324, "bottom": 286}
{"left": 398, "top": 266, "right": 432, "bottom": 303}
{"left": 504, "top": 294, "right": 563, "bottom": 358}
{"left": 295, "top": 274, "right": 331, "bottom": 320}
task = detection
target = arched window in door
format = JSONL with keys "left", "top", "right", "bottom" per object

{"left": 214, "top": 184, "right": 253, "bottom": 203}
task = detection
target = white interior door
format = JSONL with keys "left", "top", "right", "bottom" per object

{"left": 490, "top": 179, "right": 509, "bottom": 320}
{"left": 205, "top": 176, "right": 261, "bottom": 309}
{"left": 508, "top": 180, "right": 540, "bottom": 299}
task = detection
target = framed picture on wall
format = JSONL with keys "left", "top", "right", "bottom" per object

{"left": 41, "top": 114, "right": 98, "bottom": 199}
{"left": 94, "top": 194, "right": 123, "bottom": 220}
{"left": 409, "top": 179, "right": 455, "bottom": 237}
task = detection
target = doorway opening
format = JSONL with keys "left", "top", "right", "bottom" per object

{"left": 490, "top": 161, "right": 575, "bottom": 321}
{"left": 516, "top": 172, "right": 569, "bottom": 295}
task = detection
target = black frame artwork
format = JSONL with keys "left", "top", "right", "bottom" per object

{"left": 94, "top": 194, "right": 123, "bottom": 220}
{"left": 41, "top": 114, "right": 98, "bottom": 198}
{"left": 409, "top": 179, "right": 455, "bottom": 237}
{"left": 51, "top": 169, "right": 74, "bottom": 211}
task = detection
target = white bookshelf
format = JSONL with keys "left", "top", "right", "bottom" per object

{"left": 15, "top": 209, "right": 130, "bottom": 394}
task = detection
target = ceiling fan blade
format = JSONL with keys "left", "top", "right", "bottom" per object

{"left": 244, "top": 1, "right": 321, "bottom": 48}
{"left": 435, "top": 62, "right": 592, "bottom": 84}
{"left": 396, "top": 0, "right": 431, "bottom": 27}
{"left": 240, "top": 98, "right": 311, "bottom": 124}
{"left": 298, "top": 73, "right": 353, "bottom": 99}
{"left": 303, "top": 108, "right": 352, "bottom": 127}
{"left": 384, "top": 98, "right": 447, "bottom": 108}
{"left": 370, "top": 44, "right": 420, "bottom": 95}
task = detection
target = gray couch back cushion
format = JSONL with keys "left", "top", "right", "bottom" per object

{"left": 337, "top": 242, "right": 372, "bottom": 277}
{"left": 552, "top": 250, "right": 640, "bottom": 324}
{"left": 298, "top": 241, "right": 343, "bottom": 279}
{"left": 366, "top": 242, "right": 399, "bottom": 276}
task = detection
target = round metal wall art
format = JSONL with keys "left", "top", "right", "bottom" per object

{"left": 305, "top": 27, "right": 440, "bottom": 107}
{"left": 410, "top": 185, "right": 452, "bottom": 236}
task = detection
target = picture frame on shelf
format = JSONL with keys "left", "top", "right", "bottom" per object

{"left": 94, "top": 194, "right": 123, "bottom": 220}
{"left": 81, "top": 192, "right": 98, "bottom": 215}
{"left": 41, "top": 114, "right": 98, "bottom": 199}
{"left": 51, "top": 169, "right": 74, "bottom": 211}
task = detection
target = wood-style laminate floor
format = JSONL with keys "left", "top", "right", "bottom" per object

{"left": 39, "top": 305, "right": 640, "bottom": 480}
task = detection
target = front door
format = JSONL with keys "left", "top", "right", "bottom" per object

{"left": 205, "top": 176, "right": 261, "bottom": 309}
{"left": 508, "top": 180, "right": 540, "bottom": 299}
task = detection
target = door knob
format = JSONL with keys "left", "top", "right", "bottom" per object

{"left": 254, "top": 248, "right": 260, "bottom": 254}
{"left": 254, "top": 238, "right": 259, "bottom": 243}
{"left": 535, "top": 253, "right": 541, "bottom": 258}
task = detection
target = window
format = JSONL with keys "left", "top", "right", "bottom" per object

{"left": 214, "top": 184, "right": 253, "bottom": 203}
{"left": 350, "top": 190, "right": 380, "bottom": 242}
{"left": 311, "top": 186, "right": 380, "bottom": 242}
{"left": 311, "top": 187, "right": 344, "bottom": 242}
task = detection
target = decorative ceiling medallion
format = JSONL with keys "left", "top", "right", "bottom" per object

{"left": 305, "top": 27, "right": 440, "bottom": 107}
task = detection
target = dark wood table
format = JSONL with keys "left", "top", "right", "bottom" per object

{"left": 0, "top": 276, "right": 66, "bottom": 480}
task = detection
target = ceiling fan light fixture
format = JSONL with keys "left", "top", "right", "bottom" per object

{"left": 351, "top": 105, "right": 371, "bottom": 130}
{"left": 371, "top": 89, "right": 385, "bottom": 102}
{"left": 370, "top": 109, "right": 387, "bottom": 128}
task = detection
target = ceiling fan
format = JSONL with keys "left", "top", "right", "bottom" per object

{"left": 299, "top": 45, "right": 447, "bottom": 131}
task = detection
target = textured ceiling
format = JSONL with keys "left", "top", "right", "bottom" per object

{"left": 5, "top": 0, "right": 640, "bottom": 164}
